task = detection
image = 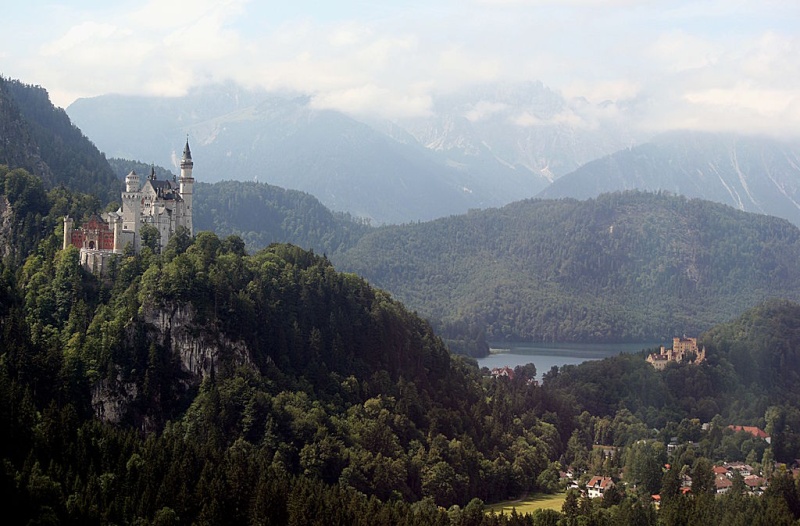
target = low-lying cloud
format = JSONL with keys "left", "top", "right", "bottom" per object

{"left": 2, "top": 0, "right": 798, "bottom": 138}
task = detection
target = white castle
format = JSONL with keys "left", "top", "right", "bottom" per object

{"left": 63, "top": 139, "right": 195, "bottom": 272}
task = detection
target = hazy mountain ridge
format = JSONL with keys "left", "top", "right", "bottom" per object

{"left": 66, "top": 81, "right": 638, "bottom": 224}
{"left": 393, "top": 82, "right": 640, "bottom": 181}
{"left": 539, "top": 132, "right": 800, "bottom": 227}
{"left": 69, "top": 87, "right": 493, "bottom": 223}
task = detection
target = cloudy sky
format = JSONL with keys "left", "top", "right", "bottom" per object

{"left": 2, "top": 0, "right": 799, "bottom": 136}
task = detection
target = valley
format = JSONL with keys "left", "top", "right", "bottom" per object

{"left": 477, "top": 341, "right": 662, "bottom": 381}
{"left": 4, "top": 74, "right": 800, "bottom": 525}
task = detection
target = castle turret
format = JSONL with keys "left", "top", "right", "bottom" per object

{"left": 122, "top": 170, "right": 142, "bottom": 252}
{"left": 179, "top": 138, "right": 194, "bottom": 235}
{"left": 63, "top": 216, "right": 74, "bottom": 250}
{"left": 125, "top": 169, "right": 140, "bottom": 193}
{"left": 111, "top": 214, "right": 124, "bottom": 253}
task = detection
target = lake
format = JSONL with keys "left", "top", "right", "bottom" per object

{"left": 477, "top": 341, "right": 664, "bottom": 381}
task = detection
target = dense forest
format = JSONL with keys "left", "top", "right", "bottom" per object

{"left": 0, "top": 167, "right": 563, "bottom": 523}
{"left": 335, "top": 192, "right": 800, "bottom": 347}
{"left": 5, "top": 163, "right": 800, "bottom": 524}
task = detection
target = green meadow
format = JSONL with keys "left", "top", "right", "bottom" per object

{"left": 486, "top": 493, "right": 566, "bottom": 516}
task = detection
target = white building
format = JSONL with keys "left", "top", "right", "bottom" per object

{"left": 64, "top": 139, "right": 195, "bottom": 272}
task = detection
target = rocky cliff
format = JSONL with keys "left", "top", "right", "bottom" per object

{"left": 91, "top": 303, "right": 253, "bottom": 429}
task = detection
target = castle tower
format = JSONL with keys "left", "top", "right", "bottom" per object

{"left": 125, "top": 169, "right": 140, "bottom": 193}
{"left": 111, "top": 214, "right": 124, "bottom": 253}
{"left": 179, "top": 138, "right": 194, "bottom": 235}
{"left": 63, "top": 216, "right": 74, "bottom": 250}
{"left": 122, "top": 169, "right": 142, "bottom": 252}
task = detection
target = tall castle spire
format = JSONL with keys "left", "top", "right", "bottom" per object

{"left": 181, "top": 136, "right": 193, "bottom": 171}
{"left": 179, "top": 136, "right": 194, "bottom": 235}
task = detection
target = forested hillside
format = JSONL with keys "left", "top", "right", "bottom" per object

{"left": 9, "top": 74, "right": 800, "bottom": 524}
{"left": 335, "top": 191, "right": 800, "bottom": 345}
{"left": 6, "top": 161, "right": 800, "bottom": 523}
{"left": 0, "top": 165, "right": 103, "bottom": 265}
{"left": 0, "top": 78, "right": 51, "bottom": 180}
{"left": 0, "top": 170, "right": 567, "bottom": 523}
{"left": 544, "top": 299, "right": 800, "bottom": 466}
{"left": 1, "top": 78, "right": 119, "bottom": 203}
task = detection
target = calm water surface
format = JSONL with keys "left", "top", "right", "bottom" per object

{"left": 477, "top": 342, "right": 664, "bottom": 381}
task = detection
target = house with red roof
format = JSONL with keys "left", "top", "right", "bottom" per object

{"left": 587, "top": 476, "right": 615, "bottom": 498}
{"left": 715, "top": 476, "right": 732, "bottom": 494}
{"left": 728, "top": 426, "right": 771, "bottom": 444}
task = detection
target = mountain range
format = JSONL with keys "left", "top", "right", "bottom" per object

{"left": 389, "top": 81, "right": 638, "bottom": 181}
{"left": 65, "top": 82, "right": 637, "bottom": 224}
{"left": 539, "top": 132, "right": 800, "bottom": 228}
{"left": 66, "top": 81, "right": 800, "bottom": 231}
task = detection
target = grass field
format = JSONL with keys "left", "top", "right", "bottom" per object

{"left": 485, "top": 492, "right": 566, "bottom": 516}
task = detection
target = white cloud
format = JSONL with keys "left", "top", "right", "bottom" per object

{"left": 2, "top": 0, "right": 799, "bottom": 133}
{"left": 561, "top": 80, "right": 642, "bottom": 104}
{"left": 40, "top": 21, "right": 118, "bottom": 56}
{"left": 472, "top": 0, "right": 654, "bottom": 6}
{"left": 685, "top": 85, "right": 796, "bottom": 115}
{"left": 310, "top": 84, "right": 432, "bottom": 120}
{"left": 465, "top": 101, "right": 510, "bottom": 122}
{"left": 511, "top": 108, "right": 593, "bottom": 129}
{"left": 329, "top": 24, "right": 371, "bottom": 47}
{"left": 436, "top": 46, "right": 504, "bottom": 87}
{"left": 127, "top": 0, "right": 248, "bottom": 31}
{"left": 647, "top": 31, "right": 722, "bottom": 72}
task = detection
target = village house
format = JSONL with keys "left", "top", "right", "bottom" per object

{"left": 586, "top": 476, "right": 615, "bottom": 498}
{"left": 728, "top": 426, "right": 771, "bottom": 444}
{"left": 723, "top": 462, "right": 755, "bottom": 476}
{"left": 744, "top": 475, "right": 767, "bottom": 495}
{"left": 713, "top": 465, "right": 728, "bottom": 477}
{"left": 712, "top": 463, "right": 770, "bottom": 495}
{"left": 715, "top": 475, "right": 732, "bottom": 494}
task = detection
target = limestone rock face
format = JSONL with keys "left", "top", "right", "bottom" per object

{"left": 91, "top": 303, "right": 253, "bottom": 426}
{"left": 91, "top": 376, "right": 139, "bottom": 425}
{"left": 141, "top": 304, "right": 252, "bottom": 380}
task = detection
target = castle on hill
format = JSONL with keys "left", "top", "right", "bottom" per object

{"left": 646, "top": 336, "right": 706, "bottom": 370}
{"left": 63, "top": 139, "right": 195, "bottom": 272}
